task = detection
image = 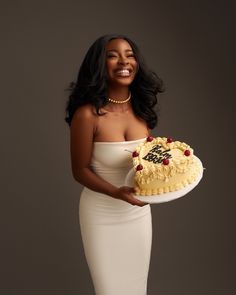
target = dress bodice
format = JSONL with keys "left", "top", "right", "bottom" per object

{"left": 90, "top": 138, "right": 146, "bottom": 187}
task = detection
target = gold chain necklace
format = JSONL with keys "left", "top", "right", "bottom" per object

{"left": 108, "top": 93, "right": 131, "bottom": 104}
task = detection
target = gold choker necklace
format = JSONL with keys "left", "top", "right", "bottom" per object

{"left": 108, "top": 93, "right": 131, "bottom": 104}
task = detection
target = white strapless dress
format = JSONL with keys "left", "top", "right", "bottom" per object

{"left": 79, "top": 138, "right": 152, "bottom": 295}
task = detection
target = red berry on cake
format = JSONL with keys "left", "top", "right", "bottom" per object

{"left": 184, "top": 150, "right": 191, "bottom": 156}
{"left": 162, "top": 159, "right": 169, "bottom": 165}
{"left": 147, "top": 136, "right": 153, "bottom": 142}
{"left": 136, "top": 164, "right": 143, "bottom": 171}
{"left": 167, "top": 138, "right": 173, "bottom": 143}
{"left": 132, "top": 151, "right": 139, "bottom": 157}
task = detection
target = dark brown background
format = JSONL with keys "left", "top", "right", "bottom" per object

{"left": 1, "top": 0, "right": 235, "bottom": 294}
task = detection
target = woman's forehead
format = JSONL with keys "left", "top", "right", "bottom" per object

{"left": 106, "top": 38, "right": 133, "bottom": 51}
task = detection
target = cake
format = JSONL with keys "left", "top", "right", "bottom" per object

{"left": 132, "top": 136, "right": 203, "bottom": 195}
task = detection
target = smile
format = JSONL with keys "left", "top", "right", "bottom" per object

{"left": 115, "top": 69, "right": 132, "bottom": 77}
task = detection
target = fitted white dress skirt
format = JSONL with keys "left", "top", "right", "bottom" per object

{"left": 79, "top": 138, "right": 152, "bottom": 295}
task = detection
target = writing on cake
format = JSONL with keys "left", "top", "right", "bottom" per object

{"left": 142, "top": 144, "right": 172, "bottom": 164}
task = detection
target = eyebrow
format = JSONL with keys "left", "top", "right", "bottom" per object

{"left": 106, "top": 49, "right": 134, "bottom": 52}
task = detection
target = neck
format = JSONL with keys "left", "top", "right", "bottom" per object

{"left": 107, "top": 86, "right": 130, "bottom": 101}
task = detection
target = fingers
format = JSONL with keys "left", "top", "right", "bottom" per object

{"left": 118, "top": 186, "right": 148, "bottom": 207}
{"left": 126, "top": 193, "right": 148, "bottom": 207}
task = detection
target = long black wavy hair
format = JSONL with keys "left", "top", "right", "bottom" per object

{"left": 65, "top": 34, "right": 164, "bottom": 129}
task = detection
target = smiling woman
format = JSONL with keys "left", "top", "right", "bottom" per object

{"left": 65, "top": 34, "right": 164, "bottom": 130}
{"left": 65, "top": 34, "right": 164, "bottom": 295}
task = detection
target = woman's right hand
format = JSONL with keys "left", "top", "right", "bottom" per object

{"left": 112, "top": 186, "right": 148, "bottom": 207}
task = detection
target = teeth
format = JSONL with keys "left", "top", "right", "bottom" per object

{"left": 116, "top": 69, "right": 130, "bottom": 76}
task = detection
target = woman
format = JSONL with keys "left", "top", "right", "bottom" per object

{"left": 65, "top": 34, "right": 164, "bottom": 295}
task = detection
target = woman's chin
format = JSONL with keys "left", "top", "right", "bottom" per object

{"left": 109, "top": 77, "right": 134, "bottom": 87}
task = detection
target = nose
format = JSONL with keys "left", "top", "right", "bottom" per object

{"left": 118, "top": 55, "right": 129, "bottom": 65}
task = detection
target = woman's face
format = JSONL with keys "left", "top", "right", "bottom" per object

{"left": 105, "top": 38, "right": 138, "bottom": 87}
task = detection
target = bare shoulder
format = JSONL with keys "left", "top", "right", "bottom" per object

{"left": 70, "top": 104, "right": 97, "bottom": 142}
{"left": 71, "top": 104, "right": 97, "bottom": 124}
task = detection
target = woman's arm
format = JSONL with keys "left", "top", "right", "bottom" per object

{"left": 70, "top": 105, "right": 147, "bottom": 207}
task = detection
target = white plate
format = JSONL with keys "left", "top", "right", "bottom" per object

{"left": 124, "top": 156, "right": 204, "bottom": 204}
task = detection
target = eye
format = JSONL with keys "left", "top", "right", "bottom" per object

{"left": 127, "top": 53, "right": 135, "bottom": 58}
{"left": 106, "top": 53, "right": 118, "bottom": 58}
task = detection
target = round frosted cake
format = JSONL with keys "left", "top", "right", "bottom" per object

{"left": 132, "top": 136, "right": 203, "bottom": 196}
